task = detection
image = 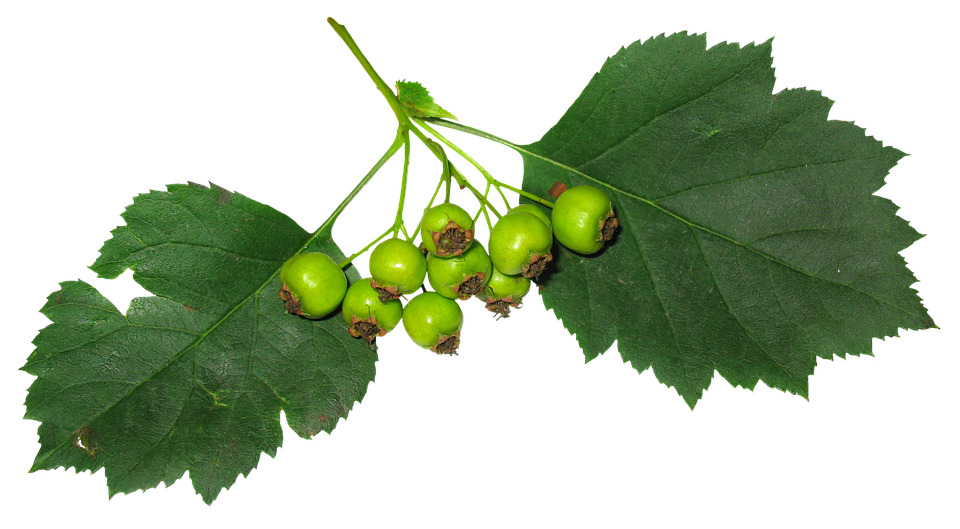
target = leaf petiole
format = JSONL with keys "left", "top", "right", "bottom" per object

{"left": 422, "top": 118, "right": 520, "bottom": 151}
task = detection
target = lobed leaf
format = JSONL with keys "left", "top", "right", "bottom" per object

{"left": 520, "top": 33, "right": 936, "bottom": 407}
{"left": 23, "top": 183, "right": 376, "bottom": 503}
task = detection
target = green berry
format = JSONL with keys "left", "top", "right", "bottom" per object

{"left": 401, "top": 291, "right": 463, "bottom": 354}
{"left": 342, "top": 278, "right": 403, "bottom": 343}
{"left": 369, "top": 238, "right": 427, "bottom": 301}
{"left": 420, "top": 203, "right": 475, "bottom": 257}
{"left": 427, "top": 241, "right": 493, "bottom": 300}
{"left": 551, "top": 185, "right": 618, "bottom": 255}
{"left": 478, "top": 267, "right": 530, "bottom": 318}
{"left": 488, "top": 211, "right": 554, "bottom": 279}
{"left": 278, "top": 252, "right": 347, "bottom": 319}
{"left": 508, "top": 204, "right": 552, "bottom": 229}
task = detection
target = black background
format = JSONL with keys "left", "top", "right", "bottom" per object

{"left": 15, "top": 7, "right": 944, "bottom": 512}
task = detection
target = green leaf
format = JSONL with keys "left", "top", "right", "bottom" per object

{"left": 22, "top": 183, "right": 376, "bottom": 504}
{"left": 397, "top": 80, "right": 458, "bottom": 120}
{"left": 520, "top": 33, "right": 936, "bottom": 408}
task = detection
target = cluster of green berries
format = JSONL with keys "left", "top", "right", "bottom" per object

{"left": 277, "top": 185, "right": 617, "bottom": 355}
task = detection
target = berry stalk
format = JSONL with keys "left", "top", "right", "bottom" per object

{"left": 302, "top": 129, "right": 404, "bottom": 258}
{"left": 393, "top": 129, "right": 411, "bottom": 237}
{"left": 411, "top": 125, "right": 500, "bottom": 232}
{"left": 414, "top": 118, "right": 554, "bottom": 208}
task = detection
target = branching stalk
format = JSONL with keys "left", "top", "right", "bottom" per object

{"left": 326, "top": 19, "right": 551, "bottom": 256}
{"left": 393, "top": 130, "right": 411, "bottom": 237}
{"left": 410, "top": 171, "right": 444, "bottom": 241}
{"left": 308, "top": 131, "right": 404, "bottom": 255}
{"left": 415, "top": 119, "right": 553, "bottom": 208}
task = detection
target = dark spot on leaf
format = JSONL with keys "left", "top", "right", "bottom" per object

{"left": 548, "top": 182, "right": 567, "bottom": 198}
{"left": 73, "top": 426, "right": 99, "bottom": 459}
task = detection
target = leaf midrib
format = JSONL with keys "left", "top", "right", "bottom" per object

{"left": 32, "top": 237, "right": 309, "bottom": 471}
{"left": 519, "top": 143, "right": 924, "bottom": 321}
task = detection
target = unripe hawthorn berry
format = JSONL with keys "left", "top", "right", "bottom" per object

{"left": 427, "top": 241, "right": 493, "bottom": 300}
{"left": 488, "top": 211, "right": 554, "bottom": 279}
{"left": 478, "top": 267, "right": 530, "bottom": 318}
{"left": 278, "top": 252, "right": 347, "bottom": 319}
{"left": 341, "top": 278, "right": 403, "bottom": 343}
{"left": 420, "top": 203, "right": 474, "bottom": 257}
{"left": 369, "top": 238, "right": 427, "bottom": 301}
{"left": 508, "top": 203, "right": 552, "bottom": 229}
{"left": 401, "top": 291, "right": 463, "bottom": 354}
{"left": 551, "top": 185, "right": 619, "bottom": 255}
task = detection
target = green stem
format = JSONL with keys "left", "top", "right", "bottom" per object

{"left": 328, "top": 15, "right": 553, "bottom": 262}
{"left": 495, "top": 180, "right": 554, "bottom": 208}
{"left": 327, "top": 18, "right": 407, "bottom": 125}
{"left": 416, "top": 119, "right": 553, "bottom": 208}
{"left": 410, "top": 124, "right": 499, "bottom": 216}
{"left": 423, "top": 118, "right": 520, "bottom": 151}
{"left": 461, "top": 178, "right": 502, "bottom": 218}
{"left": 308, "top": 131, "right": 405, "bottom": 255}
{"left": 423, "top": 138, "right": 453, "bottom": 203}
{"left": 406, "top": 176, "right": 446, "bottom": 243}
{"left": 496, "top": 184, "right": 512, "bottom": 211}
{"left": 475, "top": 181, "right": 495, "bottom": 231}
{"left": 339, "top": 225, "right": 396, "bottom": 269}
{"left": 394, "top": 130, "right": 411, "bottom": 237}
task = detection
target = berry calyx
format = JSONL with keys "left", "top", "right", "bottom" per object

{"left": 551, "top": 185, "right": 619, "bottom": 255}
{"left": 478, "top": 267, "right": 530, "bottom": 318}
{"left": 488, "top": 210, "right": 554, "bottom": 279}
{"left": 341, "top": 278, "right": 403, "bottom": 343}
{"left": 369, "top": 238, "right": 427, "bottom": 301}
{"left": 420, "top": 203, "right": 475, "bottom": 257}
{"left": 427, "top": 241, "right": 493, "bottom": 300}
{"left": 278, "top": 252, "right": 347, "bottom": 319}
{"left": 401, "top": 291, "right": 463, "bottom": 354}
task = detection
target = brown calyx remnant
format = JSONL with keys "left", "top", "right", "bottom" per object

{"left": 547, "top": 181, "right": 568, "bottom": 198}
{"left": 522, "top": 253, "right": 553, "bottom": 280}
{"left": 454, "top": 274, "right": 486, "bottom": 300}
{"left": 601, "top": 213, "right": 619, "bottom": 242}
{"left": 432, "top": 332, "right": 461, "bottom": 355}
{"left": 370, "top": 279, "right": 401, "bottom": 303}
{"left": 278, "top": 285, "right": 302, "bottom": 315}
{"left": 349, "top": 316, "right": 385, "bottom": 344}
{"left": 485, "top": 297, "right": 522, "bottom": 319}
{"left": 432, "top": 221, "right": 473, "bottom": 256}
